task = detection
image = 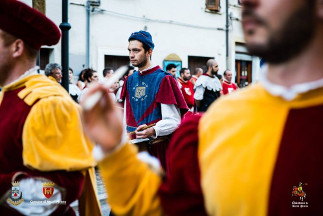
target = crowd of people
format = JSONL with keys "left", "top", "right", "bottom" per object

{"left": 1, "top": 0, "right": 322, "bottom": 215}
{"left": 52, "top": 59, "right": 238, "bottom": 111}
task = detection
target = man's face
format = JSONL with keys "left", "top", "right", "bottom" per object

{"left": 241, "top": 0, "right": 315, "bottom": 64}
{"left": 0, "top": 30, "right": 14, "bottom": 86}
{"left": 52, "top": 68, "right": 62, "bottom": 83}
{"left": 211, "top": 62, "right": 219, "bottom": 75}
{"left": 182, "top": 69, "right": 191, "bottom": 81}
{"left": 128, "top": 40, "right": 150, "bottom": 69}
{"left": 224, "top": 70, "right": 232, "bottom": 82}
{"left": 168, "top": 68, "right": 177, "bottom": 78}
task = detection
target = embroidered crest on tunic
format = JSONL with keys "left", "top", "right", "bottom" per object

{"left": 132, "top": 82, "right": 148, "bottom": 101}
{"left": 135, "top": 87, "right": 146, "bottom": 98}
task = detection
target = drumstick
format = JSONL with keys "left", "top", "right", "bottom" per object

{"left": 82, "top": 65, "right": 129, "bottom": 111}
{"left": 128, "top": 123, "right": 157, "bottom": 135}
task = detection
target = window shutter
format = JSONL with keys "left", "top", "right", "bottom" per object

{"left": 206, "top": 0, "right": 220, "bottom": 11}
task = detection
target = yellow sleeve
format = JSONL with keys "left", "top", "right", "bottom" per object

{"left": 22, "top": 95, "right": 96, "bottom": 171}
{"left": 99, "top": 143, "right": 164, "bottom": 216}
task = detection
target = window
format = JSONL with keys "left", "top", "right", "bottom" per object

{"left": 235, "top": 60, "right": 252, "bottom": 88}
{"left": 206, "top": 0, "right": 221, "bottom": 12}
{"left": 39, "top": 48, "right": 52, "bottom": 70}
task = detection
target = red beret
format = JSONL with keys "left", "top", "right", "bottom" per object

{"left": 0, "top": 0, "right": 61, "bottom": 50}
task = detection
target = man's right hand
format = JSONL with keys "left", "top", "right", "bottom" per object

{"left": 80, "top": 84, "right": 123, "bottom": 153}
{"left": 135, "top": 124, "right": 156, "bottom": 138}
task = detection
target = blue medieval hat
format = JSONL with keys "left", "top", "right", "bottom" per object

{"left": 128, "top": 30, "right": 155, "bottom": 50}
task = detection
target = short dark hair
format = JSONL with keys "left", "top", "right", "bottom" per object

{"left": 82, "top": 68, "right": 96, "bottom": 82}
{"left": 180, "top": 68, "right": 189, "bottom": 75}
{"left": 103, "top": 67, "right": 113, "bottom": 77}
{"left": 223, "top": 69, "right": 230, "bottom": 76}
{"left": 166, "top": 64, "right": 176, "bottom": 71}
{"left": 142, "top": 41, "right": 151, "bottom": 53}
{"left": 216, "top": 74, "right": 222, "bottom": 80}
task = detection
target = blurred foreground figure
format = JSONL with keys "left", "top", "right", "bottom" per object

{"left": 82, "top": 0, "right": 323, "bottom": 215}
{"left": 0, "top": 0, "right": 100, "bottom": 215}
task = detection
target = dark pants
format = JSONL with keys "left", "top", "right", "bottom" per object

{"left": 147, "top": 138, "right": 169, "bottom": 172}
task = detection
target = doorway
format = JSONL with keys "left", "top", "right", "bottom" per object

{"left": 104, "top": 55, "right": 129, "bottom": 71}
{"left": 235, "top": 60, "right": 252, "bottom": 88}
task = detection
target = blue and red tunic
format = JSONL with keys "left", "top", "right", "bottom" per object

{"left": 121, "top": 66, "right": 187, "bottom": 134}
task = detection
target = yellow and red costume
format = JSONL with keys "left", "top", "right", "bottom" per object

{"left": 99, "top": 82, "right": 323, "bottom": 216}
{"left": 0, "top": 74, "right": 100, "bottom": 215}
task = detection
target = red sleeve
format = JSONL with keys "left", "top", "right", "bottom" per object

{"left": 155, "top": 75, "right": 188, "bottom": 115}
{"left": 120, "top": 77, "right": 128, "bottom": 101}
{"left": 158, "top": 113, "right": 207, "bottom": 216}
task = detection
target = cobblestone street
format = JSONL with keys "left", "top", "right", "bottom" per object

{"left": 72, "top": 169, "right": 110, "bottom": 216}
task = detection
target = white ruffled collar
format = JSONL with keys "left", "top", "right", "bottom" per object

{"left": 194, "top": 74, "right": 222, "bottom": 91}
{"left": 259, "top": 65, "right": 323, "bottom": 101}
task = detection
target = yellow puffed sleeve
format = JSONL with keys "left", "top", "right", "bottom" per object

{"left": 22, "top": 95, "right": 96, "bottom": 171}
{"left": 99, "top": 143, "right": 163, "bottom": 216}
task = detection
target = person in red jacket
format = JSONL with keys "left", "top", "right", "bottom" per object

{"left": 222, "top": 69, "right": 238, "bottom": 95}
{"left": 177, "top": 68, "right": 195, "bottom": 111}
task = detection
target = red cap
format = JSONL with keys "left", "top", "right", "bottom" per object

{"left": 0, "top": 0, "right": 61, "bottom": 50}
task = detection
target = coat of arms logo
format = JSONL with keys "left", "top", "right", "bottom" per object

{"left": 7, "top": 181, "right": 24, "bottom": 206}
{"left": 43, "top": 182, "right": 55, "bottom": 199}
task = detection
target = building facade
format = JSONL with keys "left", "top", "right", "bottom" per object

{"left": 22, "top": 0, "right": 260, "bottom": 86}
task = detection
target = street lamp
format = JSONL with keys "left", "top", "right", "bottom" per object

{"left": 59, "top": 0, "right": 71, "bottom": 91}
